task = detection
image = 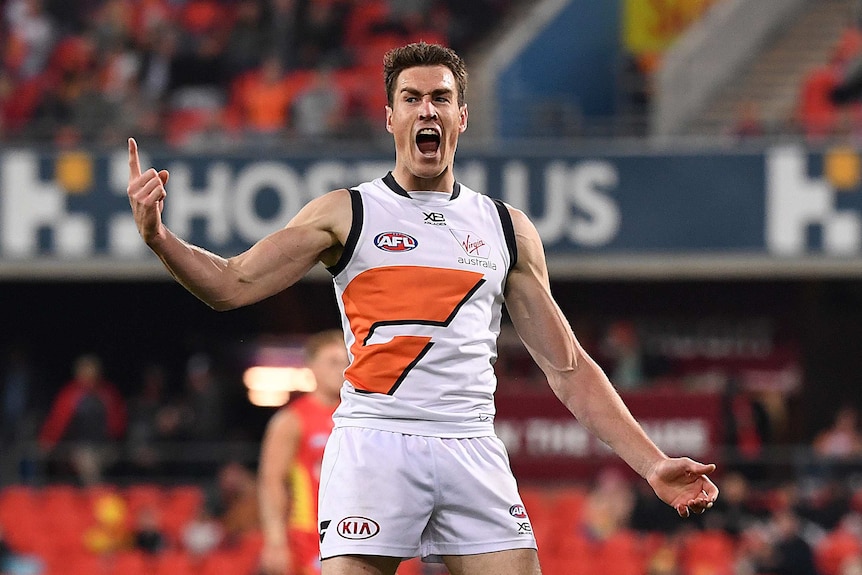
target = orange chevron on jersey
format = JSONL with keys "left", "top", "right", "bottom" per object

{"left": 328, "top": 173, "right": 517, "bottom": 437}
{"left": 342, "top": 265, "right": 485, "bottom": 394}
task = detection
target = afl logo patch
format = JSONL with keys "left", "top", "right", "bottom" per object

{"left": 374, "top": 231, "right": 418, "bottom": 252}
{"left": 509, "top": 504, "right": 527, "bottom": 519}
{"left": 337, "top": 516, "right": 380, "bottom": 539}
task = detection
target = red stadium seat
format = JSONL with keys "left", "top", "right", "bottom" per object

{"left": 343, "top": 0, "right": 390, "bottom": 48}
{"left": 125, "top": 483, "right": 165, "bottom": 516}
{"left": 108, "top": 549, "right": 154, "bottom": 575}
{"left": 154, "top": 549, "right": 198, "bottom": 575}
{"left": 593, "top": 530, "right": 646, "bottom": 575}
{"left": 679, "top": 529, "right": 736, "bottom": 575}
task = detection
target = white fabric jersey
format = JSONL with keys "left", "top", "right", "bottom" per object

{"left": 327, "top": 173, "right": 517, "bottom": 437}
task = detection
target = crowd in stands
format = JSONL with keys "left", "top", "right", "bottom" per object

{"left": 3, "top": 334, "right": 862, "bottom": 573}
{"left": 5, "top": 0, "right": 862, "bottom": 147}
{"left": 796, "top": 25, "right": 862, "bottom": 144}
{"left": 3, "top": 455, "right": 862, "bottom": 574}
{"left": 0, "top": 0, "right": 519, "bottom": 149}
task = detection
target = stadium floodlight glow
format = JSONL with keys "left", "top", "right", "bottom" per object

{"left": 243, "top": 366, "right": 317, "bottom": 407}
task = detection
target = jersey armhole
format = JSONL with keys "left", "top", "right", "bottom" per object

{"left": 326, "top": 188, "right": 363, "bottom": 276}
{"left": 492, "top": 198, "right": 518, "bottom": 271}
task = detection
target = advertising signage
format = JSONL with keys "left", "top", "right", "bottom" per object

{"left": 2, "top": 145, "right": 862, "bottom": 278}
{"left": 494, "top": 390, "right": 722, "bottom": 481}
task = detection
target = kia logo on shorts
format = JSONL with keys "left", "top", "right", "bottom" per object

{"left": 509, "top": 504, "right": 527, "bottom": 519}
{"left": 337, "top": 516, "right": 380, "bottom": 539}
{"left": 374, "top": 232, "right": 418, "bottom": 252}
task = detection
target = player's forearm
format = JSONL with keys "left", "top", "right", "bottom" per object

{"left": 147, "top": 228, "right": 247, "bottom": 310}
{"left": 552, "top": 361, "right": 666, "bottom": 479}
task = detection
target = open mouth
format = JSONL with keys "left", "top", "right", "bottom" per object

{"left": 416, "top": 128, "right": 441, "bottom": 155}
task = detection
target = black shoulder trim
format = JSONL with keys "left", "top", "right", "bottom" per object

{"left": 492, "top": 198, "right": 518, "bottom": 271}
{"left": 326, "top": 188, "right": 363, "bottom": 276}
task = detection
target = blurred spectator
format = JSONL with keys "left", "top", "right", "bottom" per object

{"left": 1, "top": 345, "right": 36, "bottom": 445}
{"left": 0, "top": 522, "right": 43, "bottom": 575}
{"left": 829, "top": 26, "right": 862, "bottom": 106}
{"left": 809, "top": 406, "right": 862, "bottom": 487}
{"left": 814, "top": 406, "right": 862, "bottom": 460}
{"left": 158, "top": 352, "right": 227, "bottom": 479}
{"left": 89, "top": 0, "right": 132, "bottom": 55}
{"left": 736, "top": 523, "right": 775, "bottom": 575}
{"left": 124, "top": 362, "right": 172, "bottom": 478}
{"left": 4, "top": 0, "right": 57, "bottom": 79}
{"left": 599, "top": 320, "right": 671, "bottom": 391}
{"left": 294, "top": 0, "right": 349, "bottom": 69}
{"left": 799, "top": 478, "right": 853, "bottom": 532}
{"left": 798, "top": 59, "right": 845, "bottom": 140}
{"left": 0, "top": 525, "right": 11, "bottom": 569}
{"left": 291, "top": 66, "right": 347, "bottom": 142}
{"left": 227, "top": 53, "right": 296, "bottom": 142}
{"left": 630, "top": 479, "right": 685, "bottom": 535}
{"left": 38, "top": 353, "right": 127, "bottom": 485}
{"left": 28, "top": 67, "right": 122, "bottom": 145}
{"left": 0, "top": 0, "right": 517, "bottom": 146}
{"left": 645, "top": 533, "right": 682, "bottom": 575}
{"left": 133, "top": 505, "right": 168, "bottom": 556}
{"left": 267, "top": 0, "right": 300, "bottom": 71}
{"left": 723, "top": 377, "right": 773, "bottom": 482}
{"left": 703, "top": 470, "right": 763, "bottom": 537}
{"left": 600, "top": 320, "right": 645, "bottom": 390}
{"left": 84, "top": 491, "right": 132, "bottom": 555}
{"left": 178, "top": 353, "right": 225, "bottom": 442}
{"left": 440, "top": 0, "right": 502, "bottom": 54}
{"left": 182, "top": 502, "right": 224, "bottom": 560}
{"left": 223, "top": 0, "right": 270, "bottom": 78}
{"left": 43, "top": 0, "right": 99, "bottom": 35}
{"left": 815, "top": 512, "right": 862, "bottom": 575}
{"left": 580, "top": 467, "right": 636, "bottom": 541}
{"left": 136, "top": 23, "right": 179, "bottom": 106}
{"left": 762, "top": 509, "right": 819, "bottom": 575}
{"left": 797, "top": 26, "right": 862, "bottom": 141}
{"left": 207, "top": 461, "right": 260, "bottom": 544}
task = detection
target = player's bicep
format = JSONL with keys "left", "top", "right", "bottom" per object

{"left": 225, "top": 190, "right": 349, "bottom": 301}
{"left": 504, "top": 209, "right": 580, "bottom": 379}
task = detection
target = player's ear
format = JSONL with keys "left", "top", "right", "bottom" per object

{"left": 459, "top": 105, "right": 468, "bottom": 133}
{"left": 385, "top": 106, "right": 394, "bottom": 134}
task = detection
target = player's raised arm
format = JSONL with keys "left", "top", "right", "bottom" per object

{"left": 126, "top": 138, "right": 350, "bottom": 310}
{"left": 501, "top": 204, "right": 718, "bottom": 517}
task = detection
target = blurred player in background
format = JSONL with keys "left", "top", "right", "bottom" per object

{"left": 127, "top": 41, "right": 718, "bottom": 575}
{"left": 258, "top": 330, "right": 347, "bottom": 575}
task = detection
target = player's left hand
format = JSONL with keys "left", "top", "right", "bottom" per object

{"left": 646, "top": 457, "right": 719, "bottom": 518}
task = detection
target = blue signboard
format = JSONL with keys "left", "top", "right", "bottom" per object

{"left": 1, "top": 145, "right": 861, "bottom": 278}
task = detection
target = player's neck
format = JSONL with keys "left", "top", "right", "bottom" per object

{"left": 391, "top": 167, "right": 454, "bottom": 194}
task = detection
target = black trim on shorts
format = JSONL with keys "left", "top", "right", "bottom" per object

{"left": 326, "top": 188, "right": 363, "bottom": 277}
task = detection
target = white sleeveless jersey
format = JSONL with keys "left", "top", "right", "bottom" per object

{"left": 327, "top": 173, "right": 517, "bottom": 437}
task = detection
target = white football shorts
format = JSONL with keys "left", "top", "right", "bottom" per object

{"left": 317, "top": 426, "right": 538, "bottom": 562}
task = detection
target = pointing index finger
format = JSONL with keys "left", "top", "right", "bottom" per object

{"left": 128, "top": 137, "right": 141, "bottom": 178}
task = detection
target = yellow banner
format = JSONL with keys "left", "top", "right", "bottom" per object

{"left": 623, "top": 0, "right": 719, "bottom": 55}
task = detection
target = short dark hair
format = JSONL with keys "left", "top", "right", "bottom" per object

{"left": 383, "top": 42, "right": 467, "bottom": 107}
